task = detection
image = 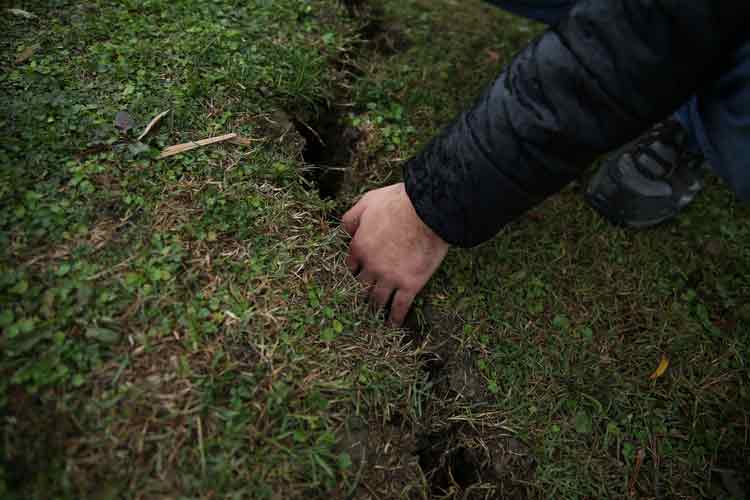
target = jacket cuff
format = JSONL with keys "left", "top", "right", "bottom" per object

{"left": 403, "top": 154, "right": 537, "bottom": 248}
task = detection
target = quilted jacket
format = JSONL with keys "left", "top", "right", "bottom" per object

{"left": 403, "top": 0, "right": 750, "bottom": 247}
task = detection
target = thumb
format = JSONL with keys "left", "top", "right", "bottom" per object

{"left": 342, "top": 195, "right": 368, "bottom": 236}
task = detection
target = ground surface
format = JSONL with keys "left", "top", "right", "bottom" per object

{"left": 1, "top": 0, "right": 749, "bottom": 499}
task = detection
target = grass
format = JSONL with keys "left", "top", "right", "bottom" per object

{"left": 2, "top": 0, "right": 749, "bottom": 498}
{"left": 1, "top": 1, "right": 420, "bottom": 497}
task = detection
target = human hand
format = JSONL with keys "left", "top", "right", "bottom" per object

{"left": 342, "top": 182, "right": 449, "bottom": 326}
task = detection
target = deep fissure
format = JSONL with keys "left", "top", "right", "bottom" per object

{"left": 417, "top": 434, "right": 483, "bottom": 496}
{"left": 402, "top": 309, "right": 537, "bottom": 496}
{"left": 401, "top": 314, "right": 489, "bottom": 495}
{"left": 293, "top": 109, "right": 356, "bottom": 199}
{"left": 294, "top": 0, "right": 410, "bottom": 200}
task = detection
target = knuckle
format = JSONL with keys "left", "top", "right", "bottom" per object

{"left": 394, "top": 293, "right": 409, "bottom": 309}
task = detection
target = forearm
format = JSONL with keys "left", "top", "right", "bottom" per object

{"left": 404, "top": 0, "right": 749, "bottom": 247}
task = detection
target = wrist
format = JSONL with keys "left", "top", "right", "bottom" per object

{"left": 401, "top": 170, "right": 455, "bottom": 248}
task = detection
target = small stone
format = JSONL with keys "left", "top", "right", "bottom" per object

{"left": 114, "top": 111, "right": 135, "bottom": 133}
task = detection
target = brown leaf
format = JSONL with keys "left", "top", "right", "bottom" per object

{"left": 526, "top": 212, "right": 544, "bottom": 222}
{"left": 649, "top": 354, "right": 669, "bottom": 380}
{"left": 15, "top": 46, "right": 35, "bottom": 64}
{"left": 628, "top": 448, "right": 646, "bottom": 496}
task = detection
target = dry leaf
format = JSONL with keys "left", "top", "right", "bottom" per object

{"left": 157, "top": 133, "right": 237, "bottom": 159}
{"left": 15, "top": 46, "right": 35, "bottom": 64}
{"left": 137, "top": 110, "right": 170, "bottom": 141}
{"left": 649, "top": 354, "right": 669, "bottom": 380}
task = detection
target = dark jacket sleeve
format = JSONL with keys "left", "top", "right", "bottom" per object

{"left": 403, "top": 0, "right": 750, "bottom": 248}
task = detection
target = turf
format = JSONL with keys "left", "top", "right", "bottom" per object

{"left": 1, "top": 0, "right": 749, "bottom": 498}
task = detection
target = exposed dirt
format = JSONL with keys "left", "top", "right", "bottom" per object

{"left": 293, "top": 108, "right": 360, "bottom": 199}
{"left": 334, "top": 305, "right": 534, "bottom": 499}
{"left": 342, "top": 0, "right": 412, "bottom": 56}
{"left": 399, "top": 303, "right": 538, "bottom": 498}
{"left": 360, "top": 17, "right": 411, "bottom": 55}
{"left": 417, "top": 428, "right": 536, "bottom": 499}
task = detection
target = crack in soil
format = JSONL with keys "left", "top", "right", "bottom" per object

{"left": 418, "top": 431, "right": 482, "bottom": 495}
{"left": 342, "top": 0, "right": 411, "bottom": 55}
{"left": 293, "top": 109, "right": 359, "bottom": 199}
{"left": 229, "top": 11, "right": 400, "bottom": 236}
{"left": 403, "top": 307, "right": 537, "bottom": 498}
{"left": 417, "top": 428, "right": 537, "bottom": 499}
{"left": 311, "top": 2, "right": 534, "bottom": 496}
{"left": 292, "top": 0, "right": 410, "bottom": 202}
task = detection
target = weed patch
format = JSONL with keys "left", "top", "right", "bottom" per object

{"left": 2, "top": 0, "right": 749, "bottom": 498}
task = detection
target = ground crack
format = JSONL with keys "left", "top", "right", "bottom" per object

{"left": 403, "top": 308, "right": 537, "bottom": 498}
{"left": 343, "top": 0, "right": 411, "bottom": 55}
{"left": 292, "top": 108, "right": 359, "bottom": 200}
{"left": 417, "top": 430, "right": 483, "bottom": 496}
{"left": 291, "top": 0, "right": 410, "bottom": 202}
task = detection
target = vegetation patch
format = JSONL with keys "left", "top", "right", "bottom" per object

{"left": 2, "top": 0, "right": 749, "bottom": 498}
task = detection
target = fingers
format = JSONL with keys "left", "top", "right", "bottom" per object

{"left": 346, "top": 247, "right": 360, "bottom": 274}
{"left": 388, "top": 289, "right": 416, "bottom": 327}
{"left": 342, "top": 196, "right": 368, "bottom": 236}
{"left": 356, "top": 268, "right": 376, "bottom": 292}
{"left": 369, "top": 283, "right": 395, "bottom": 311}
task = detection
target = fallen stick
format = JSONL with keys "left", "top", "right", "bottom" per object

{"left": 228, "top": 135, "right": 255, "bottom": 146}
{"left": 157, "top": 133, "right": 237, "bottom": 159}
{"left": 137, "top": 110, "right": 170, "bottom": 141}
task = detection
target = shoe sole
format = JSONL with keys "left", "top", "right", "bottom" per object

{"left": 584, "top": 191, "right": 675, "bottom": 229}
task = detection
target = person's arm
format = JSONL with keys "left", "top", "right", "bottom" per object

{"left": 405, "top": 0, "right": 749, "bottom": 247}
{"left": 344, "top": 0, "right": 749, "bottom": 324}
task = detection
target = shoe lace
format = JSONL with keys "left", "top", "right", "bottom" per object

{"left": 631, "top": 119, "right": 703, "bottom": 181}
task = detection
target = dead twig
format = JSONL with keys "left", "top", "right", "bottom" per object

{"left": 137, "top": 110, "right": 170, "bottom": 141}
{"left": 157, "top": 133, "right": 237, "bottom": 159}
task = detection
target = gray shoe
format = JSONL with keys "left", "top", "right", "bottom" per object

{"left": 585, "top": 119, "right": 706, "bottom": 228}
